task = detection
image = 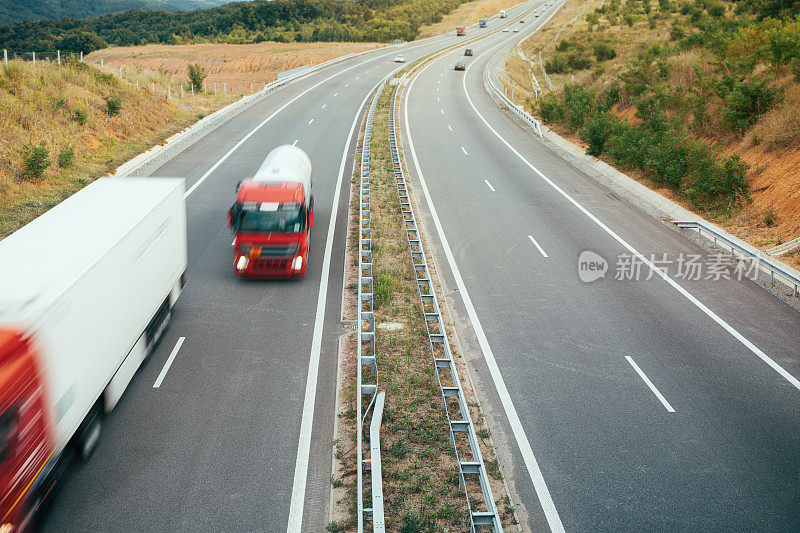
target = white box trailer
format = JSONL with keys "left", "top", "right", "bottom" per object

{"left": 0, "top": 177, "right": 187, "bottom": 458}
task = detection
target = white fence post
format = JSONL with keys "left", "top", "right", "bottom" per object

{"left": 203, "top": 80, "right": 206, "bottom": 94}
{"left": 214, "top": 82, "right": 217, "bottom": 94}
{"left": 250, "top": 82, "right": 253, "bottom": 94}
{"left": 80, "top": 51, "right": 83, "bottom": 62}
{"left": 3, "top": 49, "right": 6, "bottom": 66}
{"left": 191, "top": 84, "right": 194, "bottom": 96}
{"left": 168, "top": 84, "right": 171, "bottom": 99}
{"left": 101, "top": 58, "right": 104, "bottom": 67}
{"left": 57, "top": 50, "right": 60, "bottom": 65}
{"left": 152, "top": 81, "right": 155, "bottom": 92}
{"left": 32, "top": 52, "right": 35, "bottom": 65}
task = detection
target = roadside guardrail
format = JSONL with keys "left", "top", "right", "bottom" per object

{"left": 675, "top": 220, "right": 800, "bottom": 297}
{"left": 357, "top": 76, "right": 391, "bottom": 533}
{"left": 110, "top": 45, "right": 403, "bottom": 179}
{"left": 390, "top": 75, "right": 503, "bottom": 533}
{"left": 767, "top": 236, "right": 800, "bottom": 257}
{"left": 486, "top": 73, "right": 543, "bottom": 137}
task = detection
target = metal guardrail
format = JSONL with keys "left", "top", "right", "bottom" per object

{"left": 390, "top": 78, "right": 503, "bottom": 532}
{"left": 110, "top": 45, "right": 401, "bottom": 179}
{"left": 357, "top": 76, "right": 390, "bottom": 533}
{"left": 767, "top": 236, "right": 800, "bottom": 257}
{"left": 675, "top": 220, "right": 800, "bottom": 296}
{"left": 277, "top": 64, "right": 312, "bottom": 80}
{"left": 487, "top": 73, "right": 543, "bottom": 137}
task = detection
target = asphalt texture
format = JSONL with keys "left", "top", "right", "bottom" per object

{"left": 402, "top": 4, "right": 800, "bottom": 531}
{"left": 39, "top": 4, "right": 540, "bottom": 531}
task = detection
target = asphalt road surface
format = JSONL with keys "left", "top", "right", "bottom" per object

{"left": 39, "top": 3, "right": 541, "bottom": 532}
{"left": 402, "top": 4, "right": 800, "bottom": 531}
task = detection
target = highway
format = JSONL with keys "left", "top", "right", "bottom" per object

{"left": 402, "top": 3, "right": 800, "bottom": 532}
{"left": 38, "top": 4, "right": 539, "bottom": 531}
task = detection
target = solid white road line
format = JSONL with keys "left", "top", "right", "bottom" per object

{"left": 308, "top": 118, "right": 314, "bottom": 125}
{"left": 484, "top": 179, "right": 496, "bottom": 192}
{"left": 182, "top": 42, "right": 435, "bottom": 198}
{"left": 153, "top": 337, "right": 185, "bottom": 388}
{"left": 293, "top": 139, "right": 299, "bottom": 146}
{"left": 462, "top": 41, "right": 800, "bottom": 393}
{"left": 528, "top": 235, "right": 548, "bottom": 257}
{"left": 287, "top": 72, "right": 402, "bottom": 532}
{"left": 405, "top": 56, "right": 566, "bottom": 533}
{"left": 437, "top": 96, "right": 440, "bottom": 101}
{"left": 461, "top": 146, "right": 468, "bottom": 155}
{"left": 625, "top": 357, "right": 676, "bottom": 412}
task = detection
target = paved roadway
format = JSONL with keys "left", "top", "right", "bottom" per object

{"left": 403, "top": 4, "right": 800, "bottom": 532}
{"left": 39, "top": 3, "right": 543, "bottom": 532}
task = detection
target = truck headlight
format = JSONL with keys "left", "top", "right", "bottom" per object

{"left": 291, "top": 255, "right": 303, "bottom": 271}
{"left": 236, "top": 255, "right": 249, "bottom": 270}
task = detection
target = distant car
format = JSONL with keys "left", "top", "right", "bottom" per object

{"left": 513, "top": 28, "right": 519, "bottom": 32}
{"left": 520, "top": 19, "right": 525, "bottom": 23}
{"left": 394, "top": 54, "right": 406, "bottom": 63}
{"left": 502, "top": 27, "right": 509, "bottom": 32}
{"left": 535, "top": 14, "right": 540, "bottom": 17}
{"left": 464, "top": 49, "right": 473, "bottom": 56}
{"left": 454, "top": 62, "right": 466, "bottom": 71}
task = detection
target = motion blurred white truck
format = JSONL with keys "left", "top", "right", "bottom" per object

{"left": 0, "top": 178, "right": 187, "bottom": 531}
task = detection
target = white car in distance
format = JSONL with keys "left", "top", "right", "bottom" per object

{"left": 394, "top": 54, "right": 406, "bottom": 63}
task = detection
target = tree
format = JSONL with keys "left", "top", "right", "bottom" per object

{"left": 187, "top": 63, "right": 207, "bottom": 92}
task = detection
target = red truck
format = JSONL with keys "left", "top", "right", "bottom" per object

{"left": 228, "top": 145, "right": 314, "bottom": 279}
{"left": 456, "top": 26, "right": 466, "bottom": 36}
{"left": 0, "top": 178, "right": 187, "bottom": 531}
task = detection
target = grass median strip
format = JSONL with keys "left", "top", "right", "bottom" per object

{"left": 331, "top": 77, "right": 519, "bottom": 532}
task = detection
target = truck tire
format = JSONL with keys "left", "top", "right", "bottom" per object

{"left": 74, "top": 403, "right": 102, "bottom": 460}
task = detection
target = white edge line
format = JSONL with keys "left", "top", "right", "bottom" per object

{"left": 181, "top": 39, "right": 441, "bottom": 199}
{"left": 293, "top": 139, "right": 299, "bottom": 146}
{"left": 308, "top": 118, "right": 314, "bottom": 125}
{"left": 153, "top": 337, "right": 185, "bottom": 388}
{"left": 461, "top": 146, "right": 468, "bottom": 155}
{"left": 405, "top": 50, "right": 567, "bottom": 533}
{"left": 287, "top": 75, "right": 390, "bottom": 533}
{"left": 448, "top": 125, "right": 453, "bottom": 131}
{"left": 484, "top": 179, "right": 495, "bottom": 192}
{"left": 625, "top": 356, "right": 676, "bottom": 412}
{"left": 462, "top": 35, "right": 800, "bottom": 394}
{"left": 527, "top": 234, "right": 548, "bottom": 258}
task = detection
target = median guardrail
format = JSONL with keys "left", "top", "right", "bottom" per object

{"left": 357, "top": 76, "right": 391, "bottom": 533}
{"left": 390, "top": 75, "right": 503, "bottom": 532}
{"left": 110, "top": 45, "right": 403, "bottom": 180}
{"left": 675, "top": 220, "right": 800, "bottom": 297}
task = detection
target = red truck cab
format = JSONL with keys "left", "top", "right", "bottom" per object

{"left": 0, "top": 330, "right": 53, "bottom": 533}
{"left": 456, "top": 26, "right": 466, "bottom": 36}
{"left": 228, "top": 145, "right": 314, "bottom": 279}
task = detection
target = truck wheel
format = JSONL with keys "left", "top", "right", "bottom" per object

{"left": 75, "top": 403, "right": 102, "bottom": 460}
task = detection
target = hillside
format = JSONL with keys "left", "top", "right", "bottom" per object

{"left": 0, "top": 0, "right": 237, "bottom": 25}
{"left": 0, "top": 0, "right": 470, "bottom": 54}
{"left": 506, "top": 0, "right": 800, "bottom": 267}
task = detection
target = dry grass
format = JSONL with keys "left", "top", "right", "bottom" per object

{"left": 509, "top": 0, "right": 800, "bottom": 268}
{"left": 0, "top": 58, "right": 230, "bottom": 239}
{"left": 87, "top": 41, "right": 383, "bottom": 95}
{"left": 417, "top": 0, "right": 526, "bottom": 39}
{"left": 333, "top": 82, "right": 518, "bottom": 531}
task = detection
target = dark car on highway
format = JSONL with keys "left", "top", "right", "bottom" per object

{"left": 454, "top": 62, "right": 466, "bottom": 71}
{"left": 464, "top": 49, "right": 473, "bottom": 56}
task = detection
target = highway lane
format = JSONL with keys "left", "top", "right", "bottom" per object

{"left": 403, "top": 7, "right": 800, "bottom": 532}
{"left": 37, "top": 13, "right": 544, "bottom": 530}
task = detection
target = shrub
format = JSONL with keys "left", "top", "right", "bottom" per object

{"left": 544, "top": 53, "right": 568, "bottom": 74}
{"left": 685, "top": 153, "right": 748, "bottom": 207}
{"left": 73, "top": 106, "right": 88, "bottom": 125}
{"left": 707, "top": 1, "right": 725, "bottom": 17}
{"left": 764, "top": 210, "right": 776, "bottom": 226}
{"left": 581, "top": 111, "right": 623, "bottom": 156}
{"left": 593, "top": 42, "right": 617, "bottom": 61}
{"left": 670, "top": 23, "right": 686, "bottom": 40}
{"left": 563, "top": 83, "right": 595, "bottom": 131}
{"left": 599, "top": 82, "right": 621, "bottom": 110}
{"left": 57, "top": 145, "right": 75, "bottom": 168}
{"left": 21, "top": 142, "right": 51, "bottom": 181}
{"left": 556, "top": 39, "right": 576, "bottom": 51}
{"left": 537, "top": 93, "right": 565, "bottom": 122}
{"left": 187, "top": 63, "right": 207, "bottom": 91}
{"left": 94, "top": 71, "right": 116, "bottom": 85}
{"left": 722, "top": 79, "right": 779, "bottom": 134}
{"left": 567, "top": 52, "right": 593, "bottom": 71}
{"left": 105, "top": 96, "right": 121, "bottom": 116}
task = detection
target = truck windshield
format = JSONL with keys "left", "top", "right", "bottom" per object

{"left": 233, "top": 202, "right": 304, "bottom": 233}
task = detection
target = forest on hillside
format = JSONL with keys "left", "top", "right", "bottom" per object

{"left": 0, "top": 0, "right": 469, "bottom": 53}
